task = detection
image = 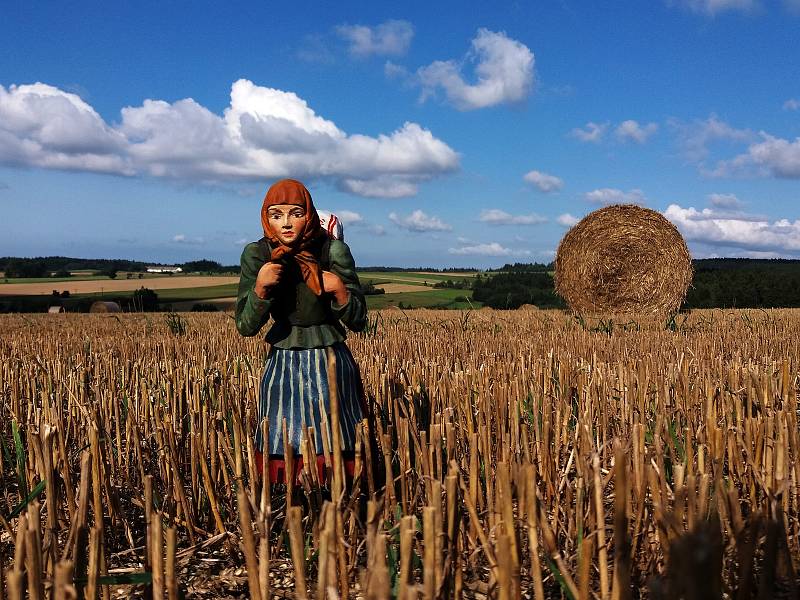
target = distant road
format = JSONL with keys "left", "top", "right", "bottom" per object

{"left": 0, "top": 276, "right": 238, "bottom": 296}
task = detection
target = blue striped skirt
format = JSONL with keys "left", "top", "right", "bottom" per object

{"left": 255, "top": 342, "right": 365, "bottom": 456}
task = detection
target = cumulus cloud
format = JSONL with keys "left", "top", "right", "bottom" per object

{"left": 335, "top": 20, "right": 414, "bottom": 58}
{"left": 672, "top": 0, "right": 759, "bottom": 15}
{"left": 584, "top": 188, "right": 646, "bottom": 205}
{"left": 615, "top": 120, "right": 659, "bottom": 143}
{"left": 478, "top": 209, "right": 547, "bottom": 225}
{"left": 569, "top": 121, "right": 608, "bottom": 143}
{"left": 389, "top": 210, "right": 452, "bottom": 232}
{"left": 0, "top": 80, "right": 459, "bottom": 198}
{"left": 0, "top": 83, "right": 130, "bottom": 174}
{"left": 557, "top": 213, "right": 580, "bottom": 227}
{"left": 664, "top": 204, "right": 800, "bottom": 254}
{"left": 708, "top": 193, "right": 744, "bottom": 209}
{"left": 416, "top": 29, "right": 534, "bottom": 110}
{"left": 715, "top": 133, "right": 800, "bottom": 178}
{"left": 783, "top": 98, "right": 800, "bottom": 111}
{"left": 523, "top": 169, "right": 563, "bottom": 193}
{"left": 448, "top": 242, "right": 531, "bottom": 256}
{"left": 669, "top": 114, "right": 753, "bottom": 163}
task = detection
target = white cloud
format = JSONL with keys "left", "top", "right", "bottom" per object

{"left": 384, "top": 61, "right": 410, "bottom": 80}
{"left": 670, "top": 114, "right": 753, "bottom": 163}
{"left": 417, "top": 29, "right": 534, "bottom": 111}
{"left": 673, "top": 0, "right": 759, "bottom": 15}
{"left": 335, "top": 20, "right": 414, "bottom": 58}
{"left": 783, "top": 98, "right": 800, "bottom": 111}
{"left": 523, "top": 169, "right": 563, "bottom": 193}
{"left": 0, "top": 80, "right": 459, "bottom": 198}
{"left": 172, "top": 234, "right": 204, "bottom": 245}
{"left": 323, "top": 210, "right": 363, "bottom": 226}
{"left": 584, "top": 188, "right": 646, "bottom": 205}
{"left": 734, "top": 137, "right": 800, "bottom": 179}
{"left": 664, "top": 204, "right": 800, "bottom": 254}
{"left": 708, "top": 131, "right": 800, "bottom": 179}
{"left": 389, "top": 210, "right": 452, "bottom": 232}
{"left": 615, "top": 120, "right": 659, "bottom": 144}
{"left": 478, "top": 209, "right": 547, "bottom": 225}
{"left": 708, "top": 193, "right": 744, "bottom": 208}
{"left": 338, "top": 176, "right": 420, "bottom": 198}
{"left": 448, "top": 242, "right": 532, "bottom": 257}
{"left": 325, "top": 209, "right": 386, "bottom": 236}
{"left": 557, "top": 213, "right": 580, "bottom": 227}
{"left": 0, "top": 83, "right": 131, "bottom": 174}
{"left": 569, "top": 121, "right": 608, "bottom": 143}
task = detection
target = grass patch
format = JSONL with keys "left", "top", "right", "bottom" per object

{"left": 367, "top": 288, "right": 479, "bottom": 309}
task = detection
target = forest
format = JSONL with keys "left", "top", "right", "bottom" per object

{"left": 473, "top": 258, "right": 800, "bottom": 310}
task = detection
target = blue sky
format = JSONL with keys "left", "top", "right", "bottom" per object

{"left": 2, "top": 0, "right": 800, "bottom": 267}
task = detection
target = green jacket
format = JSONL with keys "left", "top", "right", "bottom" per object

{"left": 235, "top": 238, "right": 367, "bottom": 348}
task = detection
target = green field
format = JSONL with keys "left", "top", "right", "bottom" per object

{"left": 359, "top": 271, "right": 479, "bottom": 284}
{"left": 365, "top": 288, "right": 478, "bottom": 309}
{"left": 1, "top": 270, "right": 483, "bottom": 312}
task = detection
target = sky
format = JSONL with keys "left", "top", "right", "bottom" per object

{"left": 1, "top": 0, "right": 800, "bottom": 268}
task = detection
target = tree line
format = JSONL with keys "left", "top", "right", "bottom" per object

{"left": 0, "top": 256, "right": 239, "bottom": 278}
{"left": 473, "top": 259, "right": 800, "bottom": 310}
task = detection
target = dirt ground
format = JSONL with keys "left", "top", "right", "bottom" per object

{"left": 0, "top": 276, "right": 238, "bottom": 295}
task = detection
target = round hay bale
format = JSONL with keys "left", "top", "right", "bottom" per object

{"left": 90, "top": 301, "right": 122, "bottom": 313}
{"left": 554, "top": 204, "right": 692, "bottom": 315}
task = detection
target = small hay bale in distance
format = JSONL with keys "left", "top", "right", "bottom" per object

{"left": 554, "top": 204, "right": 693, "bottom": 315}
{"left": 90, "top": 301, "right": 122, "bottom": 313}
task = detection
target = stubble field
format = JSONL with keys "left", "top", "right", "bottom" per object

{"left": 0, "top": 309, "right": 798, "bottom": 598}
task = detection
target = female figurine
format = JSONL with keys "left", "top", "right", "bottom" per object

{"left": 235, "top": 179, "right": 368, "bottom": 486}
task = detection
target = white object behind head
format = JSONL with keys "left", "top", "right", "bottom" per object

{"left": 318, "top": 211, "right": 344, "bottom": 241}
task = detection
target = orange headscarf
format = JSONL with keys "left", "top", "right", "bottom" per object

{"left": 260, "top": 179, "right": 325, "bottom": 296}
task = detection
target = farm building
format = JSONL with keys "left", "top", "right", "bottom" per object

{"left": 90, "top": 301, "right": 121, "bottom": 313}
{"left": 146, "top": 266, "right": 183, "bottom": 273}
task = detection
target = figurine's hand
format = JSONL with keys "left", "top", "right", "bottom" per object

{"left": 255, "top": 262, "right": 283, "bottom": 299}
{"left": 322, "top": 270, "right": 349, "bottom": 305}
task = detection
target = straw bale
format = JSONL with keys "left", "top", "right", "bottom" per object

{"left": 90, "top": 301, "right": 122, "bottom": 313}
{"left": 554, "top": 204, "right": 692, "bottom": 315}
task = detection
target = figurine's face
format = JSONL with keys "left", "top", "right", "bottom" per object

{"left": 267, "top": 204, "right": 307, "bottom": 246}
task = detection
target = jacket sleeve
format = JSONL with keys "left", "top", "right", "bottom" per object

{"left": 328, "top": 240, "right": 367, "bottom": 332}
{"left": 235, "top": 243, "right": 273, "bottom": 337}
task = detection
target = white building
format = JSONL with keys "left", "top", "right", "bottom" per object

{"left": 146, "top": 266, "right": 183, "bottom": 273}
